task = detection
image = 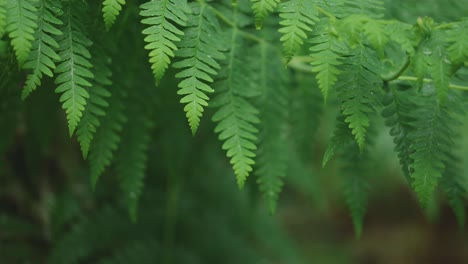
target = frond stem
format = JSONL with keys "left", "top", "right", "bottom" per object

{"left": 396, "top": 76, "right": 468, "bottom": 91}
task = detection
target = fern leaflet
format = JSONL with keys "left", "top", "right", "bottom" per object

{"left": 22, "top": 0, "right": 62, "bottom": 99}
{"left": 140, "top": 0, "right": 190, "bottom": 84}
{"left": 54, "top": 2, "right": 94, "bottom": 136}
{"left": 408, "top": 89, "right": 462, "bottom": 208}
{"left": 6, "top": 0, "right": 39, "bottom": 65}
{"left": 446, "top": 20, "right": 468, "bottom": 64}
{"left": 255, "top": 42, "right": 288, "bottom": 213}
{"left": 89, "top": 89, "right": 127, "bottom": 188}
{"left": 173, "top": 1, "right": 225, "bottom": 135}
{"left": 102, "top": 0, "right": 126, "bottom": 31}
{"left": 250, "top": 0, "right": 279, "bottom": 30}
{"left": 77, "top": 50, "right": 112, "bottom": 159}
{"left": 212, "top": 9, "right": 260, "bottom": 188}
{"left": 115, "top": 99, "right": 154, "bottom": 222}
{"left": 278, "top": 0, "right": 319, "bottom": 60}
{"left": 441, "top": 153, "right": 466, "bottom": 227}
{"left": 309, "top": 20, "right": 346, "bottom": 102}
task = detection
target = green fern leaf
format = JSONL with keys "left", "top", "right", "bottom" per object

{"left": 115, "top": 100, "right": 154, "bottom": 222}
{"left": 322, "top": 115, "right": 355, "bottom": 167}
{"left": 54, "top": 2, "right": 94, "bottom": 136}
{"left": 140, "top": 0, "right": 191, "bottom": 84}
{"left": 362, "top": 18, "right": 388, "bottom": 56}
{"left": 22, "top": 0, "right": 62, "bottom": 99}
{"left": 173, "top": 2, "right": 225, "bottom": 135}
{"left": 6, "top": 0, "right": 39, "bottom": 65}
{"left": 102, "top": 0, "right": 125, "bottom": 31}
{"left": 408, "top": 88, "right": 462, "bottom": 208}
{"left": 342, "top": 0, "right": 384, "bottom": 17}
{"left": 309, "top": 20, "right": 346, "bottom": 102}
{"left": 446, "top": 20, "right": 468, "bottom": 64}
{"left": 255, "top": 42, "right": 289, "bottom": 214}
{"left": 441, "top": 153, "right": 466, "bottom": 228}
{"left": 278, "top": 0, "right": 319, "bottom": 60}
{"left": 77, "top": 50, "right": 112, "bottom": 159}
{"left": 89, "top": 89, "right": 127, "bottom": 188}
{"left": 250, "top": 0, "right": 279, "bottom": 30}
{"left": 212, "top": 17, "right": 260, "bottom": 188}
{"left": 0, "top": 0, "right": 7, "bottom": 37}
{"left": 381, "top": 86, "right": 418, "bottom": 182}
{"left": 337, "top": 43, "right": 382, "bottom": 150}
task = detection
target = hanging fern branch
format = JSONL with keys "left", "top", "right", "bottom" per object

{"left": 139, "top": 0, "right": 191, "bottom": 84}
{"left": 5, "top": 0, "right": 39, "bottom": 65}
{"left": 211, "top": 7, "right": 260, "bottom": 188}
{"left": 407, "top": 89, "right": 463, "bottom": 208}
{"left": 22, "top": 0, "right": 63, "bottom": 99}
{"left": 278, "top": 0, "right": 319, "bottom": 60}
{"left": 76, "top": 48, "right": 112, "bottom": 159}
{"left": 114, "top": 96, "right": 154, "bottom": 222}
{"left": 173, "top": 1, "right": 225, "bottom": 135}
{"left": 446, "top": 19, "right": 468, "bottom": 65}
{"left": 102, "top": 0, "right": 126, "bottom": 31}
{"left": 89, "top": 88, "right": 127, "bottom": 188}
{"left": 54, "top": 1, "right": 94, "bottom": 136}
{"left": 254, "top": 41, "right": 289, "bottom": 213}
{"left": 441, "top": 153, "right": 467, "bottom": 227}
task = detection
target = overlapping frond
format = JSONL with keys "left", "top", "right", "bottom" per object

{"left": 381, "top": 86, "right": 418, "bottom": 182}
{"left": 102, "top": 0, "right": 126, "bottom": 31}
{"left": 250, "top": 0, "right": 279, "bottom": 30}
{"left": 173, "top": 1, "right": 225, "bottom": 134}
{"left": 54, "top": 2, "right": 94, "bottom": 136}
{"left": 89, "top": 89, "right": 127, "bottom": 188}
{"left": 22, "top": 0, "right": 62, "bottom": 99}
{"left": 140, "top": 0, "right": 191, "bottom": 84}
{"left": 115, "top": 99, "right": 154, "bottom": 222}
{"left": 336, "top": 43, "right": 382, "bottom": 150}
{"left": 254, "top": 42, "right": 289, "bottom": 213}
{"left": 278, "top": 0, "right": 319, "bottom": 60}
{"left": 342, "top": 0, "right": 384, "bottom": 17}
{"left": 441, "top": 153, "right": 466, "bottom": 227}
{"left": 77, "top": 50, "right": 112, "bottom": 159}
{"left": 5, "top": 0, "right": 38, "bottom": 65}
{"left": 212, "top": 11, "right": 260, "bottom": 188}
{"left": 407, "top": 88, "right": 463, "bottom": 208}
{"left": 309, "top": 20, "right": 346, "bottom": 102}
{"left": 445, "top": 20, "right": 468, "bottom": 64}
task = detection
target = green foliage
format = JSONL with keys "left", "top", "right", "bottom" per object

{"left": 54, "top": 1, "right": 94, "bottom": 136}
{"left": 140, "top": 0, "right": 190, "bottom": 84}
{"left": 1, "top": 2, "right": 468, "bottom": 261}
{"left": 279, "top": 0, "right": 318, "bottom": 60}
{"left": 5, "top": 0, "right": 39, "bottom": 65}
{"left": 173, "top": 1, "right": 225, "bottom": 134}
{"left": 22, "top": 0, "right": 62, "bottom": 99}
{"left": 102, "top": 0, "right": 126, "bottom": 31}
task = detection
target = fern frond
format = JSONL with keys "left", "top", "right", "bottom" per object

{"left": 89, "top": 89, "right": 127, "bottom": 188}
{"left": 22, "top": 0, "right": 62, "bottom": 99}
{"left": 381, "top": 86, "right": 417, "bottom": 182}
{"left": 173, "top": 2, "right": 225, "bottom": 135}
{"left": 427, "top": 32, "right": 451, "bottom": 104}
{"left": 309, "top": 20, "right": 346, "bottom": 102}
{"left": 278, "top": 0, "right": 319, "bottom": 60}
{"left": 77, "top": 50, "right": 112, "bottom": 159}
{"left": 336, "top": 42, "right": 382, "bottom": 150}
{"left": 250, "top": 0, "right": 279, "bottom": 30}
{"left": 342, "top": 0, "right": 384, "bottom": 17}
{"left": 102, "top": 0, "right": 125, "bottom": 31}
{"left": 446, "top": 20, "right": 468, "bottom": 64}
{"left": 0, "top": 0, "right": 7, "bottom": 37}
{"left": 408, "top": 88, "right": 463, "bottom": 208}
{"left": 441, "top": 153, "right": 466, "bottom": 227}
{"left": 255, "top": 42, "right": 289, "bottom": 214}
{"left": 362, "top": 18, "right": 388, "bottom": 55}
{"left": 212, "top": 14, "right": 260, "bottom": 188}
{"left": 115, "top": 100, "right": 154, "bottom": 222}
{"left": 322, "top": 115, "right": 355, "bottom": 167}
{"left": 140, "top": 0, "right": 191, "bottom": 84}
{"left": 54, "top": 2, "right": 94, "bottom": 136}
{"left": 6, "top": 0, "right": 39, "bottom": 65}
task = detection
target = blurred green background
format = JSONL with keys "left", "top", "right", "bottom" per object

{"left": 1, "top": 0, "right": 468, "bottom": 263}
